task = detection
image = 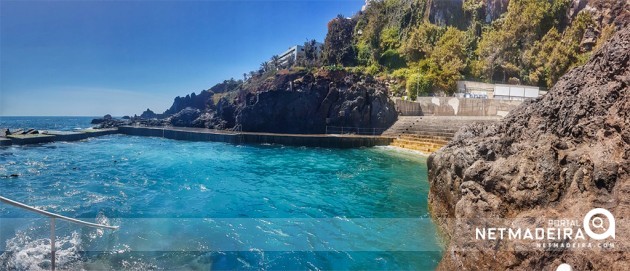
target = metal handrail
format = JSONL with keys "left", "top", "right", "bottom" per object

{"left": 0, "top": 195, "right": 118, "bottom": 270}
{"left": 0, "top": 196, "right": 119, "bottom": 229}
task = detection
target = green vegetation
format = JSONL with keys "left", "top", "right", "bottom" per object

{"left": 315, "top": 0, "right": 610, "bottom": 96}
{"left": 323, "top": 15, "right": 357, "bottom": 66}
{"left": 229, "top": 0, "right": 616, "bottom": 100}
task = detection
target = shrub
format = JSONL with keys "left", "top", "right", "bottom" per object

{"left": 366, "top": 64, "right": 382, "bottom": 76}
{"left": 406, "top": 73, "right": 432, "bottom": 100}
{"left": 379, "top": 49, "right": 407, "bottom": 70}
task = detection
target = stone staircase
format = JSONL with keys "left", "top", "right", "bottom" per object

{"left": 383, "top": 116, "right": 501, "bottom": 153}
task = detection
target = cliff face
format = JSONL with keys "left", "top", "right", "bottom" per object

{"left": 427, "top": 26, "right": 629, "bottom": 270}
{"left": 159, "top": 70, "right": 398, "bottom": 134}
{"left": 237, "top": 71, "right": 396, "bottom": 134}
{"left": 582, "top": 0, "right": 630, "bottom": 28}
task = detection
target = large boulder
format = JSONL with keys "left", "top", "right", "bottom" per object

{"left": 140, "top": 108, "right": 158, "bottom": 119}
{"left": 90, "top": 114, "right": 112, "bottom": 124}
{"left": 169, "top": 107, "right": 202, "bottom": 127}
{"left": 428, "top": 27, "right": 629, "bottom": 270}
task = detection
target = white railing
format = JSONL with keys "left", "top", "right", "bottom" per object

{"left": 0, "top": 195, "right": 118, "bottom": 271}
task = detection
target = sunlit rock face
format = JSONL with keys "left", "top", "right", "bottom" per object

{"left": 428, "top": 26, "right": 629, "bottom": 270}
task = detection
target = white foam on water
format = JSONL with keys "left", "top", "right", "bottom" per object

{"left": 89, "top": 212, "right": 111, "bottom": 239}
{"left": 1, "top": 230, "right": 82, "bottom": 271}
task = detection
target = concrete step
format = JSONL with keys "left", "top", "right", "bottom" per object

{"left": 392, "top": 139, "right": 444, "bottom": 148}
{"left": 383, "top": 116, "right": 500, "bottom": 147}
{"left": 398, "top": 135, "right": 450, "bottom": 144}
{"left": 391, "top": 142, "right": 442, "bottom": 153}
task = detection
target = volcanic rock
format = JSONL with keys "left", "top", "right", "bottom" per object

{"left": 427, "top": 26, "right": 630, "bottom": 270}
{"left": 236, "top": 71, "right": 397, "bottom": 134}
{"left": 169, "top": 107, "right": 203, "bottom": 127}
{"left": 140, "top": 108, "right": 158, "bottom": 119}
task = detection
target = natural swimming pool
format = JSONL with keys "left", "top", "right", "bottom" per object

{"left": 0, "top": 135, "right": 442, "bottom": 270}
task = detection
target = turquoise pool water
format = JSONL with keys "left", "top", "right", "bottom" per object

{"left": 0, "top": 135, "right": 443, "bottom": 270}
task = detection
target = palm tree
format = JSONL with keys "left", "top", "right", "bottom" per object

{"left": 303, "top": 39, "right": 321, "bottom": 67}
{"left": 271, "top": 55, "right": 280, "bottom": 70}
{"left": 260, "top": 62, "right": 270, "bottom": 73}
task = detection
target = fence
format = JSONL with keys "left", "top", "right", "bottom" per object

{"left": 325, "top": 126, "right": 387, "bottom": 135}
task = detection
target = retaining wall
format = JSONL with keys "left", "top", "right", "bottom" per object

{"left": 395, "top": 97, "right": 522, "bottom": 117}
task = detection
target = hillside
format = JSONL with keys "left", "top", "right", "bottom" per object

{"left": 142, "top": 0, "right": 629, "bottom": 132}
{"left": 332, "top": 0, "right": 629, "bottom": 97}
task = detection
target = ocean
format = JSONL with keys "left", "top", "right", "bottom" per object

{"left": 0, "top": 116, "right": 96, "bottom": 132}
{"left": 0, "top": 117, "right": 443, "bottom": 270}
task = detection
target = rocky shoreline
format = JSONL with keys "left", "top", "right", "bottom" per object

{"left": 89, "top": 70, "right": 398, "bottom": 135}
{"left": 427, "top": 26, "right": 629, "bottom": 270}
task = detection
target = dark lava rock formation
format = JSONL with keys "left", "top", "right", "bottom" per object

{"left": 154, "top": 70, "right": 397, "bottom": 134}
{"left": 427, "top": 27, "right": 629, "bottom": 270}
{"left": 91, "top": 114, "right": 130, "bottom": 128}
{"left": 236, "top": 70, "right": 397, "bottom": 134}
{"left": 140, "top": 108, "right": 158, "bottom": 119}
{"left": 169, "top": 107, "right": 202, "bottom": 127}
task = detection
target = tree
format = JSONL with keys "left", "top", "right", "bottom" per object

{"left": 402, "top": 23, "right": 445, "bottom": 62}
{"left": 259, "top": 62, "right": 270, "bottom": 73}
{"left": 379, "top": 49, "right": 406, "bottom": 70}
{"left": 406, "top": 72, "right": 432, "bottom": 100}
{"left": 323, "top": 15, "right": 357, "bottom": 66}
{"left": 430, "top": 27, "right": 468, "bottom": 94}
{"left": 475, "top": 0, "right": 553, "bottom": 82}
{"left": 270, "top": 55, "right": 280, "bottom": 70}
{"left": 379, "top": 26, "right": 400, "bottom": 50}
{"left": 297, "top": 39, "right": 321, "bottom": 68}
{"left": 522, "top": 12, "right": 594, "bottom": 88}
{"left": 304, "top": 39, "right": 320, "bottom": 64}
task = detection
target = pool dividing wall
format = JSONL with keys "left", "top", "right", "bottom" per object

{"left": 2, "top": 129, "right": 118, "bottom": 145}
{"left": 118, "top": 126, "right": 393, "bottom": 148}
{"left": 0, "top": 126, "right": 394, "bottom": 148}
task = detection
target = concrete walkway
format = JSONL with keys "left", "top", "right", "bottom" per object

{"left": 118, "top": 126, "right": 393, "bottom": 148}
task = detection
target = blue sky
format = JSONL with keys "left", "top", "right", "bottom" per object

{"left": 0, "top": 0, "right": 364, "bottom": 116}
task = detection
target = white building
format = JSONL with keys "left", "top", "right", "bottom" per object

{"left": 457, "top": 80, "right": 545, "bottom": 100}
{"left": 493, "top": 84, "right": 543, "bottom": 101}
{"left": 275, "top": 42, "right": 323, "bottom": 67}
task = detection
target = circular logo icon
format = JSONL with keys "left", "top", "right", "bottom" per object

{"left": 583, "top": 208, "right": 615, "bottom": 240}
